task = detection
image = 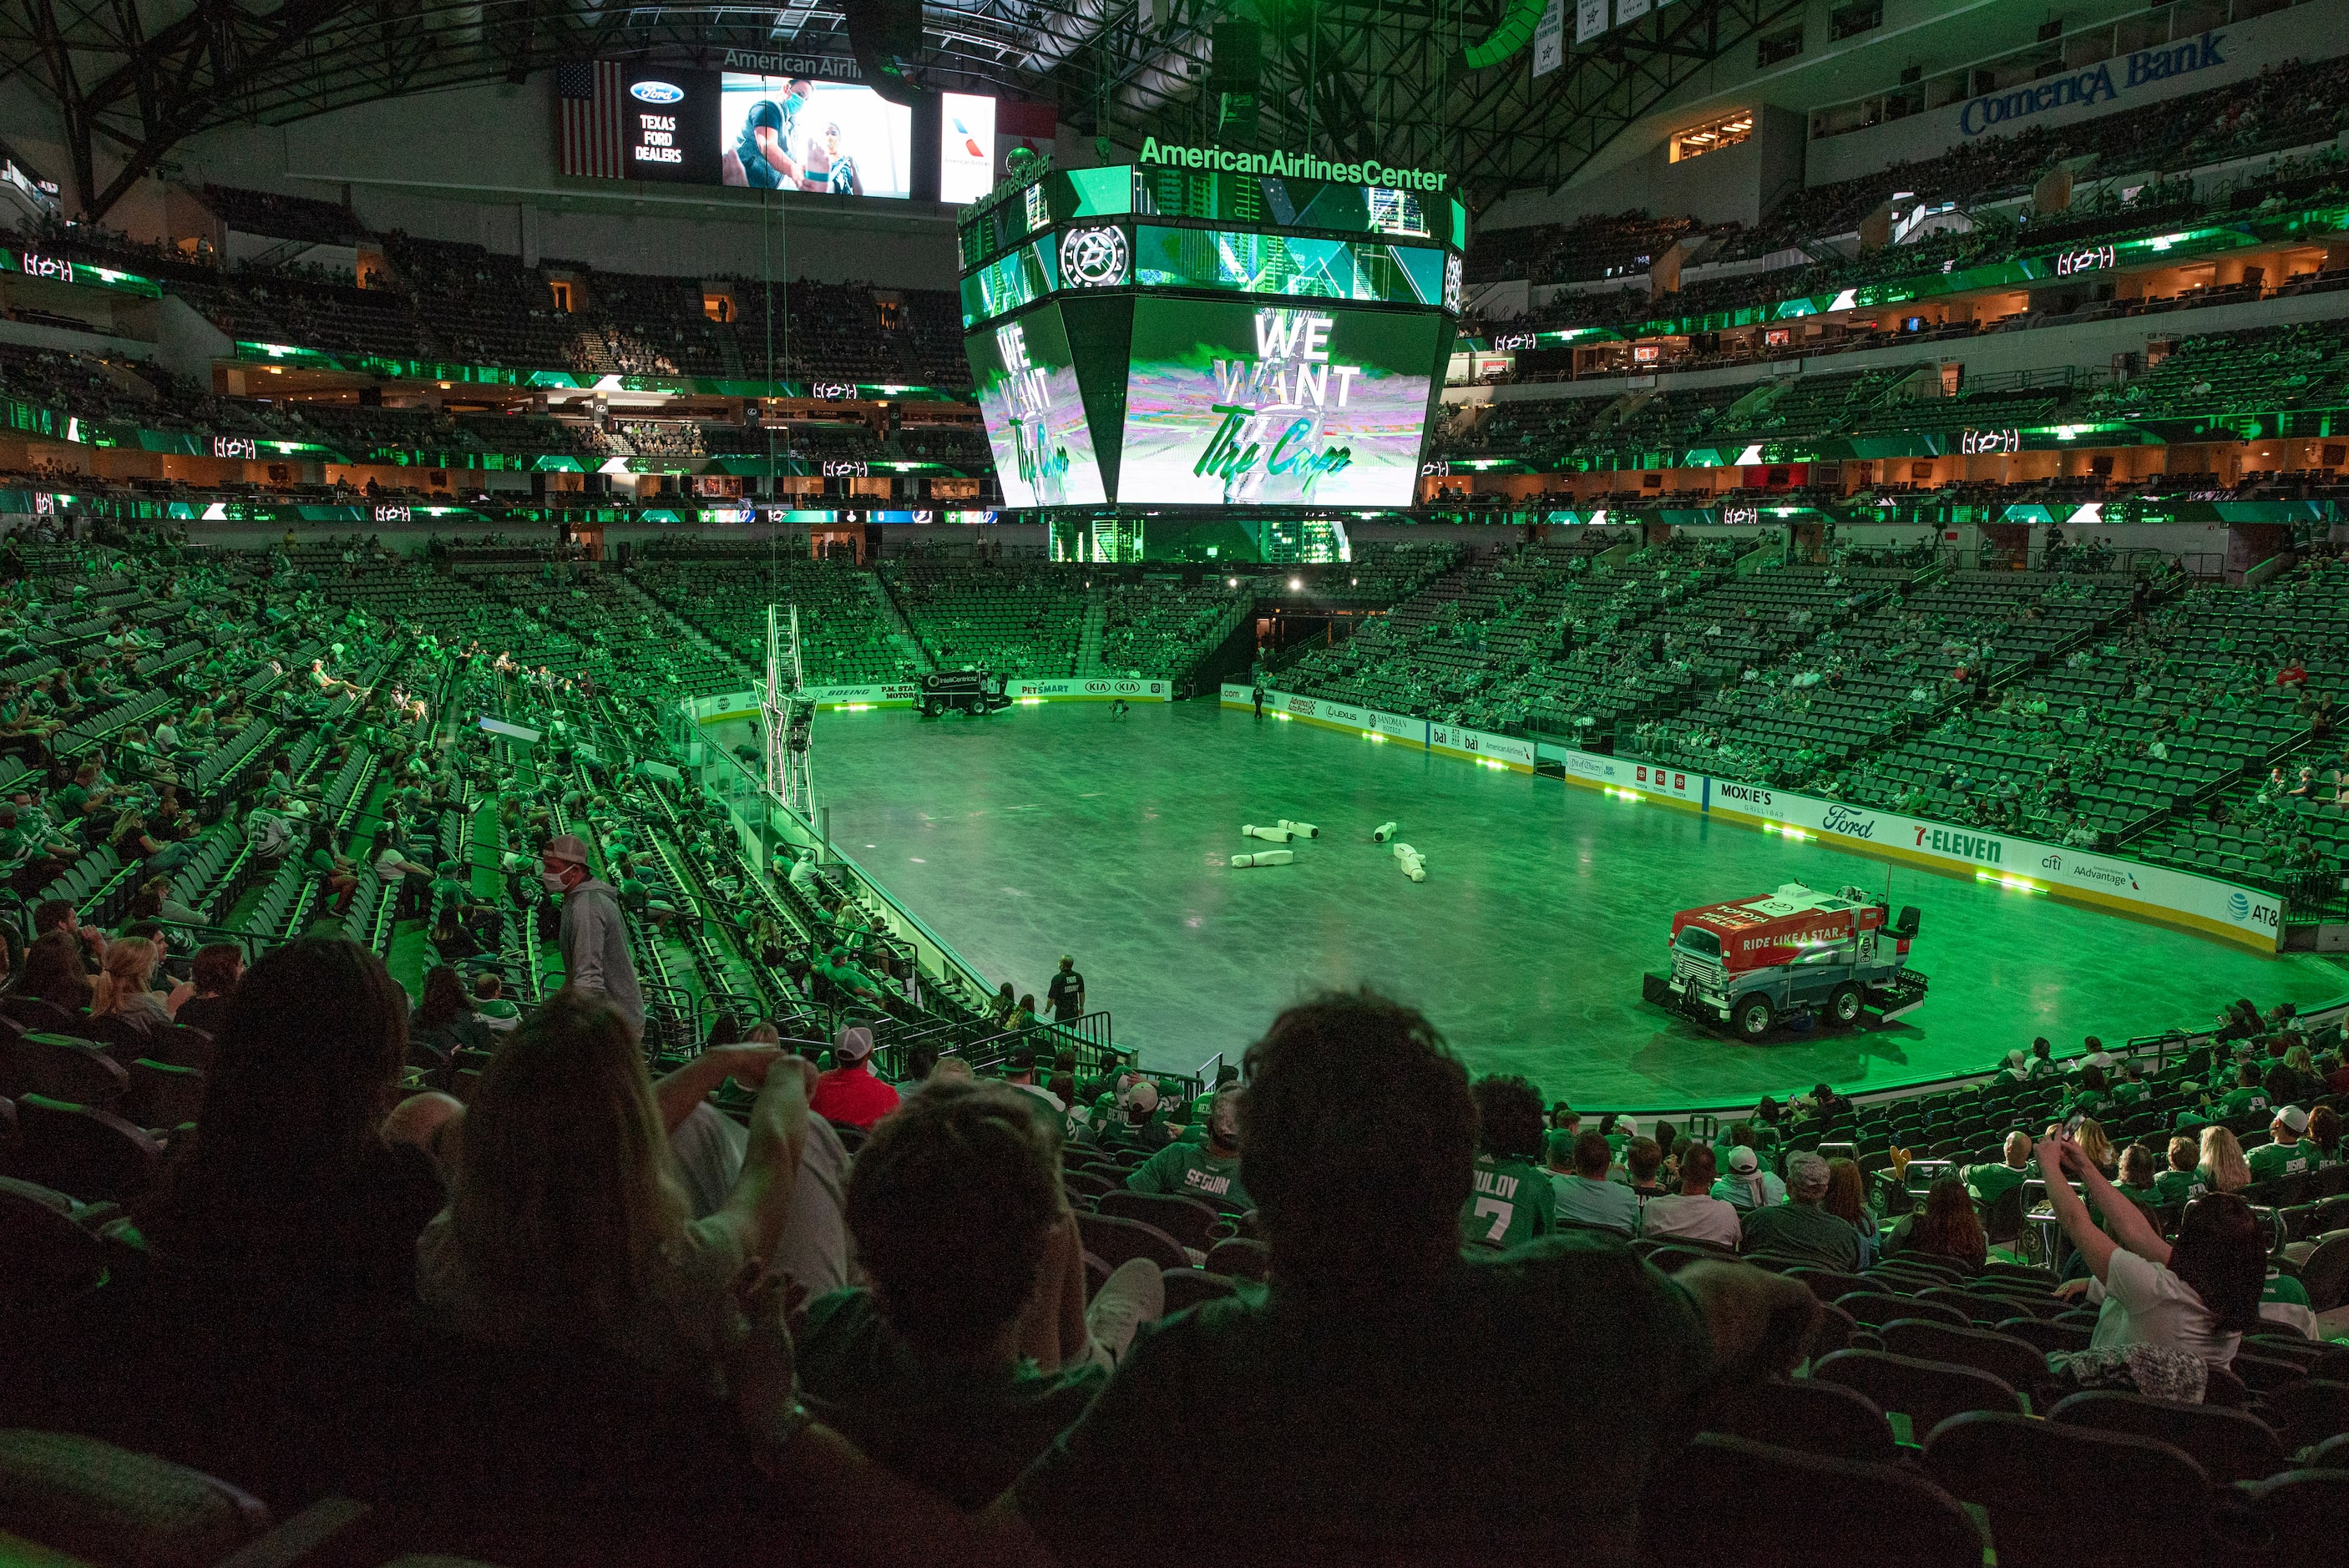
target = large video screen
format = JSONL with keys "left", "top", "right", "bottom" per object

{"left": 719, "top": 73, "right": 913, "bottom": 198}
{"left": 1118, "top": 298, "right": 1443, "bottom": 506}
{"left": 939, "top": 92, "right": 998, "bottom": 205}
{"left": 968, "top": 303, "right": 1108, "bottom": 508}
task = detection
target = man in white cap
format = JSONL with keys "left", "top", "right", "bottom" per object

{"left": 811, "top": 1023, "right": 901, "bottom": 1131}
{"left": 2249, "top": 1105, "right": 2316, "bottom": 1181}
{"left": 1709, "top": 1144, "right": 1785, "bottom": 1211}
{"left": 1100, "top": 1077, "right": 1166, "bottom": 1155}
{"left": 539, "top": 832, "right": 644, "bottom": 1040}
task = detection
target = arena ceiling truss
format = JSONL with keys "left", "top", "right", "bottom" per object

{"left": 0, "top": 0, "right": 1800, "bottom": 221}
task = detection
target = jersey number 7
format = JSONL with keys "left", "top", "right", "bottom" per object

{"left": 1474, "top": 1196, "right": 1513, "bottom": 1242}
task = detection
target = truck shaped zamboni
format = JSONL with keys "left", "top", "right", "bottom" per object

{"left": 1641, "top": 883, "right": 1927, "bottom": 1039}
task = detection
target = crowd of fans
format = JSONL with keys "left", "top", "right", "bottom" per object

{"left": 1430, "top": 316, "right": 2349, "bottom": 499}
{"left": 1461, "top": 58, "right": 2349, "bottom": 386}
{"left": 0, "top": 532, "right": 2333, "bottom": 1560}
{"left": 21, "top": 195, "right": 973, "bottom": 395}
{"left": 1278, "top": 533, "right": 2349, "bottom": 893}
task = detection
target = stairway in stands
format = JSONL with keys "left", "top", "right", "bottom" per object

{"left": 1073, "top": 585, "right": 1107, "bottom": 675}
{"left": 863, "top": 573, "right": 933, "bottom": 673}
{"left": 606, "top": 570, "right": 756, "bottom": 686}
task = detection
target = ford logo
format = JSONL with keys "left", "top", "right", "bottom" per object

{"left": 630, "top": 80, "right": 684, "bottom": 103}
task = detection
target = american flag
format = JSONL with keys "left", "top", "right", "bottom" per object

{"left": 557, "top": 59, "right": 626, "bottom": 180}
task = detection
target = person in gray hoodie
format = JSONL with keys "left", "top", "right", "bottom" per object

{"left": 539, "top": 832, "right": 645, "bottom": 1040}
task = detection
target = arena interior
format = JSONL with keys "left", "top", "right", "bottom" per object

{"left": 12, "top": 0, "right": 2349, "bottom": 1558}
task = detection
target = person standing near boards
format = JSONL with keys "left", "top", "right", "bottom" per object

{"left": 1252, "top": 679, "right": 1266, "bottom": 717}
{"left": 1047, "top": 955, "right": 1086, "bottom": 1025}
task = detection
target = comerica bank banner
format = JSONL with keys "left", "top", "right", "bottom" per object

{"left": 1960, "top": 30, "right": 2227, "bottom": 136}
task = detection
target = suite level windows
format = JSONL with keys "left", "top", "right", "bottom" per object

{"left": 1756, "top": 26, "right": 1804, "bottom": 67}
{"left": 1829, "top": 0, "right": 1882, "bottom": 40}
{"left": 1669, "top": 112, "right": 1756, "bottom": 163}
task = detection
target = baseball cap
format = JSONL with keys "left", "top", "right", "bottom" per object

{"left": 2007, "top": 1049, "right": 2026, "bottom": 1067}
{"left": 2279, "top": 1105, "right": 2311, "bottom": 1133}
{"left": 1007, "top": 1045, "right": 1035, "bottom": 1071}
{"left": 541, "top": 833, "right": 591, "bottom": 866}
{"left": 833, "top": 1024, "right": 874, "bottom": 1064}
{"left": 1121, "top": 1079, "right": 1160, "bottom": 1114}
{"left": 1727, "top": 1146, "right": 1760, "bottom": 1175}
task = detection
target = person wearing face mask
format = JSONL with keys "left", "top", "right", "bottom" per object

{"left": 1124, "top": 1085, "right": 1250, "bottom": 1211}
{"left": 539, "top": 833, "right": 644, "bottom": 1041}
{"left": 727, "top": 78, "right": 822, "bottom": 191}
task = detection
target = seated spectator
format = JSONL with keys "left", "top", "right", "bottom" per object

{"left": 0, "top": 803, "right": 76, "bottom": 893}
{"left": 2211, "top": 1062, "right": 2271, "bottom": 1120}
{"left": 2199, "top": 1125, "right": 2253, "bottom": 1196}
{"left": 126, "top": 875, "right": 205, "bottom": 928}
{"left": 89, "top": 933, "right": 171, "bottom": 1030}
{"left": 2039, "top": 1134, "right": 2263, "bottom": 1377}
{"left": 796, "top": 1081, "right": 1113, "bottom": 1507}
{"left": 987, "top": 989, "right": 1815, "bottom": 1565}
{"left": 2114, "top": 1143, "right": 2162, "bottom": 1211}
{"left": 2153, "top": 1133, "right": 2204, "bottom": 1206}
{"left": 1624, "top": 1136, "right": 1668, "bottom": 1201}
{"left": 1739, "top": 1151, "right": 1860, "bottom": 1270}
{"left": 2076, "top": 1117, "right": 2116, "bottom": 1176}
{"left": 1711, "top": 1145, "right": 1785, "bottom": 1211}
{"left": 428, "top": 905, "right": 483, "bottom": 963}
{"left": 15, "top": 927, "right": 94, "bottom": 1013}
{"left": 31, "top": 895, "right": 104, "bottom": 966}
{"left": 172, "top": 942, "right": 242, "bottom": 1035}
{"left": 2247, "top": 1105, "right": 2315, "bottom": 1181}
{"left": 1550, "top": 1128, "right": 1637, "bottom": 1237}
{"left": 2307, "top": 1104, "right": 2343, "bottom": 1166}
{"left": 417, "top": 988, "right": 807, "bottom": 1430}
{"left": 471, "top": 969, "right": 520, "bottom": 1033}
{"left": 1881, "top": 1176, "right": 1987, "bottom": 1274}
{"left": 656, "top": 1024, "right": 852, "bottom": 1301}
{"left": 2064, "top": 1064, "right": 2111, "bottom": 1118}
{"left": 1125, "top": 1085, "right": 1248, "bottom": 1210}
{"left": 1462, "top": 1075, "right": 1555, "bottom": 1247}
{"left": 1638, "top": 1143, "right": 1741, "bottom": 1250}
{"left": 1964, "top": 1131, "right": 2034, "bottom": 1208}
{"left": 1094, "top": 1078, "right": 1170, "bottom": 1155}
{"left": 2325, "top": 1052, "right": 2349, "bottom": 1100}
{"left": 814, "top": 943, "right": 883, "bottom": 1007}
{"left": 23, "top": 940, "right": 445, "bottom": 1500}
{"left": 2265, "top": 1045, "right": 2321, "bottom": 1108}
{"left": 410, "top": 964, "right": 487, "bottom": 1065}
{"left": 807, "top": 1023, "right": 901, "bottom": 1131}
{"left": 1822, "top": 1157, "right": 1880, "bottom": 1267}
{"left": 1795, "top": 1081, "right": 1850, "bottom": 1120}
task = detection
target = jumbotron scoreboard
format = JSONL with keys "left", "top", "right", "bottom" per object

{"left": 957, "top": 140, "right": 1466, "bottom": 510}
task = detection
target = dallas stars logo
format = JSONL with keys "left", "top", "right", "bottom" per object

{"left": 1059, "top": 226, "right": 1129, "bottom": 287}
